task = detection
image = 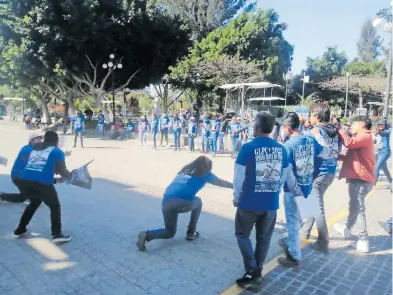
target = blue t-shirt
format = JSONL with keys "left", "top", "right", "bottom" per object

{"left": 284, "top": 135, "right": 323, "bottom": 198}
{"left": 127, "top": 122, "right": 134, "bottom": 131}
{"left": 20, "top": 146, "right": 65, "bottom": 185}
{"left": 202, "top": 119, "right": 211, "bottom": 137}
{"left": 74, "top": 115, "right": 85, "bottom": 132}
{"left": 236, "top": 137, "right": 289, "bottom": 211}
{"left": 247, "top": 123, "right": 255, "bottom": 142}
{"left": 97, "top": 114, "right": 104, "bottom": 125}
{"left": 188, "top": 122, "right": 197, "bottom": 135}
{"left": 228, "top": 122, "right": 241, "bottom": 138}
{"left": 160, "top": 116, "right": 170, "bottom": 130}
{"left": 172, "top": 118, "right": 182, "bottom": 130}
{"left": 163, "top": 172, "right": 218, "bottom": 202}
{"left": 379, "top": 128, "right": 391, "bottom": 152}
{"left": 211, "top": 120, "right": 220, "bottom": 137}
{"left": 151, "top": 118, "right": 159, "bottom": 132}
{"left": 11, "top": 144, "right": 33, "bottom": 178}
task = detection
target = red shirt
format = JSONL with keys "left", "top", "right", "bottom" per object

{"left": 338, "top": 129, "right": 376, "bottom": 184}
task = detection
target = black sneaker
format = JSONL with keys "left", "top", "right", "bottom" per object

{"left": 52, "top": 234, "right": 72, "bottom": 243}
{"left": 236, "top": 271, "right": 262, "bottom": 288}
{"left": 278, "top": 238, "right": 289, "bottom": 255}
{"left": 13, "top": 227, "right": 27, "bottom": 238}
{"left": 278, "top": 254, "right": 301, "bottom": 268}
{"left": 311, "top": 241, "right": 329, "bottom": 253}
{"left": 136, "top": 231, "right": 148, "bottom": 251}
{"left": 186, "top": 230, "right": 199, "bottom": 241}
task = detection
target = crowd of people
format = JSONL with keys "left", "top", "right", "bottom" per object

{"left": 1, "top": 102, "right": 392, "bottom": 291}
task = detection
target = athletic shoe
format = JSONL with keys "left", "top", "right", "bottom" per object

{"left": 136, "top": 231, "right": 148, "bottom": 251}
{"left": 278, "top": 238, "right": 289, "bottom": 255}
{"left": 13, "top": 227, "right": 27, "bottom": 238}
{"left": 186, "top": 230, "right": 199, "bottom": 241}
{"left": 334, "top": 223, "right": 352, "bottom": 239}
{"left": 24, "top": 200, "right": 30, "bottom": 206}
{"left": 235, "top": 271, "right": 262, "bottom": 288}
{"left": 52, "top": 234, "right": 72, "bottom": 243}
{"left": 356, "top": 239, "right": 370, "bottom": 253}
{"left": 310, "top": 241, "right": 329, "bottom": 253}
{"left": 277, "top": 254, "right": 301, "bottom": 268}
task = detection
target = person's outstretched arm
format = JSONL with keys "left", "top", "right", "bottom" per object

{"left": 212, "top": 177, "right": 233, "bottom": 188}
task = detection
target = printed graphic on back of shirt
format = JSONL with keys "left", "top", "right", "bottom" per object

{"left": 255, "top": 147, "right": 283, "bottom": 192}
{"left": 173, "top": 173, "right": 191, "bottom": 184}
{"left": 74, "top": 118, "right": 83, "bottom": 129}
{"left": 324, "top": 136, "right": 339, "bottom": 166}
{"left": 25, "top": 147, "right": 55, "bottom": 172}
{"left": 294, "top": 141, "right": 314, "bottom": 186}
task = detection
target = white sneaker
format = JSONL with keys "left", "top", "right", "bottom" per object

{"left": 24, "top": 200, "right": 30, "bottom": 206}
{"left": 356, "top": 239, "right": 370, "bottom": 253}
{"left": 334, "top": 223, "right": 352, "bottom": 239}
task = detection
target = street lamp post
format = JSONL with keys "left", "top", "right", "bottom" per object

{"left": 345, "top": 72, "right": 350, "bottom": 117}
{"left": 301, "top": 74, "right": 310, "bottom": 106}
{"left": 102, "top": 54, "right": 123, "bottom": 124}
{"left": 373, "top": 3, "right": 393, "bottom": 121}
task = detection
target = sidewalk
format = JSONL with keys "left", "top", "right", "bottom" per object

{"left": 224, "top": 185, "right": 392, "bottom": 295}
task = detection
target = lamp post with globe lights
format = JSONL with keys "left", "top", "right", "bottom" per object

{"left": 102, "top": 54, "right": 123, "bottom": 124}
{"left": 373, "top": 4, "right": 393, "bottom": 120}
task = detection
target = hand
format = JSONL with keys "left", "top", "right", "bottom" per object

{"left": 233, "top": 200, "right": 238, "bottom": 207}
{"left": 56, "top": 177, "right": 65, "bottom": 184}
{"left": 65, "top": 150, "right": 72, "bottom": 157}
{"left": 311, "top": 127, "right": 320, "bottom": 136}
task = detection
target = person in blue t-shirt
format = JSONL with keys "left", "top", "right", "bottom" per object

{"left": 172, "top": 113, "right": 183, "bottom": 151}
{"left": 73, "top": 111, "right": 85, "bottom": 148}
{"left": 373, "top": 119, "right": 392, "bottom": 189}
{"left": 151, "top": 113, "right": 159, "bottom": 148}
{"left": 233, "top": 111, "right": 302, "bottom": 288}
{"left": 14, "top": 131, "right": 73, "bottom": 243}
{"left": 160, "top": 114, "right": 170, "bottom": 146}
{"left": 210, "top": 116, "right": 220, "bottom": 156}
{"left": 136, "top": 156, "right": 232, "bottom": 251}
{"left": 97, "top": 110, "right": 105, "bottom": 137}
{"left": 301, "top": 103, "right": 341, "bottom": 253}
{"left": 277, "top": 112, "right": 328, "bottom": 268}
{"left": 187, "top": 117, "right": 198, "bottom": 152}
{"left": 228, "top": 116, "right": 241, "bottom": 158}
{"left": 201, "top": 116, "right": 212, "bottom": 153}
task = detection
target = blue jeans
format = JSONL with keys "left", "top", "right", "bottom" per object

{"left": 210, "top": 133, "right": 218, "bottom": 153}
{"left": 231, "top": 137, "right": 239, "bottom": 156}
{"left": 188, "top": 135, "right": 195, "bottom": 151}
{"left": 153, "top": 131, "right": 158, "bottom": 147}
{"left": 148, "top": 197, "right": 202, "bottom": 240}
{"left": 375, "top": 150, "right": 392, "bottom": 183}
{"left": 140, "top": 130, "right": 148, "bottom": 144}
{"left": 98, "top": 124, "right": 104, "bottom": 136}
{"left": 235, "top": 208, "right": 277, "bottom": 272}
{"left": 173, "top": 129, "right": 181, "bottom": 149}
{"left": 283, "top": 192, "right": 301, "bottom": 260}
{"left": 219, "top": 133, "right": 225, "bottom": 152}
{"left": 202, "top": 134, "right": 210, "bottom": 153}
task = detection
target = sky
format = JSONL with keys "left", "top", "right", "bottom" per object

{"left": 257, "top": 0, "right": 389, "bottom": 74}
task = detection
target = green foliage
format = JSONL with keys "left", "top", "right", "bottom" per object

{"left": 357, "top": 19, "right": 382, "bottom": 62}
{"left": 344, "top": 60, "right": 386, "bottom": 76}
{"left": 138, "top": 94, "right": 154, "bottom": 114}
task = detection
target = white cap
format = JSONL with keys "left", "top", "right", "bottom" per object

{"left": 28, "top": 133, "right": 43, "bottom": 143}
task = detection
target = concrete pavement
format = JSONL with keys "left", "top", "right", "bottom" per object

{"left": 0, "top": 122, "right": 391, "bottom": 295}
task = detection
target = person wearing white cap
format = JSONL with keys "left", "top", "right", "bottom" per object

{"left": 187, "top": 117, "right": 197, "bottom": 152}
{"left": 0, "top": 134, "right": 43, "bottom": 203}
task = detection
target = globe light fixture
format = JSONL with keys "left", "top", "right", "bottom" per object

{"left": 108, "top": 62, "right": 114, "bottom": 68}
{"left": 102, "top": 64, "right": 108, "bottom": 69}
{"left": 117, "top": 63, "right": 123, "bottom": 69}
{"left": 109, "top": 54, "right": 115, "bottom": 59}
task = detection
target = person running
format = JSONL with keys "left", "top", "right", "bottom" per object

{"left": 172, "top": 113, "right": 182, "bottom": 151}
{"left": 1, "top": 134, "right": 43, "bottom": 203}
{"left": 136, "top": 156, "right": 232, "bottom": 250}
{"left": 139, "top": 115, "right": 150, "bottom": 146}
{"left": 97, "top": 110, "right": 105, "bottom": 137}
{"left": 373, "top": 119, "right": 392, "bottom": 190}
{"left": 228, "top": 116, "right": 241, "bottom": 159}
{"left": 233, "top": 111, "right": 302, "bottom": 288}
{"left": 187, "top": 117, "right": 197, "bottom": 152}
{"left": 160, "top": 114, "right": 170, "bottom": 146}
{"left": 301, "top": 103, "right": 340, "bottom": 253}
{"left": 151, "top": 113, "right": 159, "bottom": 149}
{"left": 277, "top": 112, "right": 328, "bottom": 268}
{"left": 73, "top": 110, "right": 85, "bottom": 148}
{"left": 13, "top": 131, "right": 73, "bottom": 243}
{"left": 334, "top": 116, "right": 376, "bottom": 253}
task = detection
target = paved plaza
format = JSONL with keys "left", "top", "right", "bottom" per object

{"left": 0, "top": 123, "right": 392, "bottom": 295}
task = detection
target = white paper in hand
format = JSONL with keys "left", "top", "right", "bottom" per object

{"left": 58, "top": 135, "right": 65, "bottom": 148}
{"left": 295, "top": 194, "right": 321, "bottom": 219}
{"left": 70, "top": 160, "right": 93, "bottom": 190}
{"left": 0, "top": 156, "right": 8, "bottom": 167}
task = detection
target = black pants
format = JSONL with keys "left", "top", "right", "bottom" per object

{"left": 17, "top": 180, "right": 62, "bottom": 236}
{"left": 1, "top": 177, "right": 27, "bottom": 203}
{"left": 160, "top": 129, "right": 168, "bottom": 145}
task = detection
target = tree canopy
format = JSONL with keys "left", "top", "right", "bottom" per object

{"left": 357, "top": 19, "right": 382, "bottom": 62}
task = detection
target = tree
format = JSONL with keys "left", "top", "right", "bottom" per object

{"left": 357, "top": 19, "right": 382, "bottom": 62}
{"left": 158, "top": 0, "right": 256, "bottom": 40}
{"left": 344, "top": 60, "right": 386, "bottom": 76}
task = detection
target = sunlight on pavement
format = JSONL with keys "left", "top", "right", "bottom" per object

{"left": 26, "top": 238, "right": 69, "bottom": 261}
{"left": 42, "top": 261, "right": 77, "bottom": 271}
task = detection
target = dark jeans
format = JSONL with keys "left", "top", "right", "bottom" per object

{"left": 301, "top": 174, "right": 335, "bottom": 244}
{"left": 74, "top": 131, "right": 84, "bottom": 147}
{"left": 1, "top": 177, "right": 27, "bottom": 203}
{"left": 188, "top": 135, "right": 195, "bottom": 151}
{"left": 17, "top": 180, "right": 62, "bottom": 236}
{"left": 235, "top": 208, "right": 277, "bottom": 272}
{"left": 160, "top": 129, "right": 169, "bottom": 145}
{"left": 148, "top": 197, "right": 202, "bottom": 240}
{"left": 375, "top": 150, "right": 392, "bottom": 183}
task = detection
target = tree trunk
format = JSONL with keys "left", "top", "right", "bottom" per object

{"left": 67, "top": 96, "right": 76, "bottom": 115}
{"left": 194, "top": 91, "right": 203, "bottom": 123}
{"left": 359, "top": 91, "right": 363, "bottom": 108}
{"left": 38, "top": 97, "right": 52, "bottom": 125}
{"left": 63, "top": 101, "right": 69, "bottom": 134}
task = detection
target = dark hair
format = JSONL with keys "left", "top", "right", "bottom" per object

{"left": 310, "top": 103, "right": 330, "bottom": 123}
{"left": 178, "top": 156, "right": 212, "bottom": 177}
{"left": 352, "top": 115, "right": 372, "bottom": 130}
{"left": 44, "top": 131, "right": 59, "bottom": 145}
{"left": 282, "top": 112, "right": 300, "bottom": 130}
{"left": 255, "top": 111, "right": 275, "bottom": 134}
